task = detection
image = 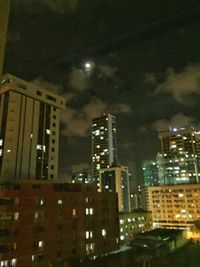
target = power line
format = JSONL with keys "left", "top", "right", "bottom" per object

{"left": 42, "top": 3, "right": 200, "bottom": 67}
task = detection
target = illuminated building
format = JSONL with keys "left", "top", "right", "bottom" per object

{"left": 0, "top": 180, "right": 119, "bottom": 267}
{"left": 119, "top": 211, "right": 152, "bottom": 244}
{"left": 92, "top": 113, "right": 118, "bottom": 184}
{"left": 99, "top": 165, "right": 131, "bottom": 212}
{"left": 71, "top": 172, "right": 91, "bottom": 184}
{"left": 0, "top": 0, "right": 11, "bottom": 81}
{"left": 158, "top": 128, "right": 200, "bottom": 184}
{"left": 142, "top": 160, "right": 159, "bottom": 186}
{"left": 0, "top": 74, "right": 65, "bottom": 181}
{"left": 148, "top": 184, "right": 200, "bottom": 229}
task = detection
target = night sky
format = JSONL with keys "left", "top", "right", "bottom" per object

{"left": 4, "top": 0, "right": 200, "bottom": 182}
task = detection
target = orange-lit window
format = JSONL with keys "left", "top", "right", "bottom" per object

{"left": 72, "top": 209, "right": 76, "bottom": 217}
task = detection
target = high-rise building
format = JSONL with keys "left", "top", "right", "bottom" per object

{"left": 92, "top": 113, "right": 118, "bottom": 183}
{"left": 71, "top": 172, "right": 91, "bottom": 184}
{"left": 0, "top": 74, "right": 65, "bottom": 181}
{"left": 158, "top": 128, "right": 200, "bottom": 184}
{"left": 99, "top": 165, "right": 131, "bottom": 212}
{"left": 0, "top": 0, "right": 11, "bottom": 81}
{"left": 142, "top": 160, "right": 159, "bottom": 186}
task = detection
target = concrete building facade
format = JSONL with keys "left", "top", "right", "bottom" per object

{"left": 92, "top": 113, "right": 118, "bottom": 184}
{"left": 0, "top": 74, "right": 65, "bottom": 181}
{"left": 99, "top": 166, "right": 131, "bottom": 212}
{"left": 0, "top": 181, "right": 119, "bottom": 267}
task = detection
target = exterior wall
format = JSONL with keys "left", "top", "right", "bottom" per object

{"left": 100, "top": 166, "right": 131, "bottom": 212}
{"left": 148, "top": 184, "right": 200, "bottom": 228}
{"left": 119, "top": 212, "right": 152, "bottom": 244}
{"left": 92, "top": 114, "right": 118, "bottom": 184}
{"left": 0, "top": 0, "right": 11, "bottom": 80}
{"left": 0, "top": 74, "right": 65, "bottom": 181}
{"left": 0, "top": 181, "right": 119, "bottom": 267}
{"left": 142, "top": 160, "right": 159, "bottom": 186}
{"left": 158, "top": 128, "right": 200, "bottom": 184}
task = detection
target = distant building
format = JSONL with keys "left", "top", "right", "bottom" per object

{"left": 119, "top": 211, "right": 152, "bottom": 244}
{"left": 0, "top": 181, "right": 119, "bottom": 267}
{"left": 148, "top": 183, "right": 200, "bottom": 229}
{"left": 99, "top": 165, "right": 131, "bottom": 212}
{"left": 0, "top": 74, "right": 65, "bottom": 181}
{"left": 71, "top": 172, "right": 91, "bottom": 184}
{"left": 92, "top": 113, "right": 118, "bottom": 184}
{"left": 0, "top": 0, "right": 11, "bottom": 80}
{"left": 142, "top": 160, "right": 159, "bottom": 186}
{"left": 158, "top": 128, "right": 200, "bottom": 184}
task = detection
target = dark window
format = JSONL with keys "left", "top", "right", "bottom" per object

{"left": 52, "top": 123, "right": 56, "bottom": 127}
{"left": 52, "top": 139, "right": 55, "bottom": 144}
{"left": 37, "top": 90, "right": 42, "bottom": 96}
{"left": 51, "top": 165, "right": 54, "bottom": 170}
{"left": 32, "top": 184, "right": 41, "bottom": 189}
{"left": 47, "top": 95, "right": 56, "bottom": 102}
{"left": 51, "top": 148, "right": 55, "bottom": 152}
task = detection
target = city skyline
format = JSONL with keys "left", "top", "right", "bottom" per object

{"left": 3, "top": 1, "right": 200, "bottom": 182}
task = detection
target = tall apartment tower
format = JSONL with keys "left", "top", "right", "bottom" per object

{"left": 158, "top": 128, "right": 200, "bottom": 184}
{"left": 0, "top": 0, "right": 11, "bottom": 81}
{"left": 92, "top": 113, "right": 118, "bottom": 184}
{"left": 99, "top": 165, "right": 131, "bottom": 212}
{"left": 0, "top": 74, "right": 65, "bottom": 181}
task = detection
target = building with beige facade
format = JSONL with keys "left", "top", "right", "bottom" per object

{"left": 0, "top": 0, "right": 11, "bottom": 81}
{"left": 100, "top": 165, "right": 131, "bottom": 212}
{"left": 0, "top": 74, "right": 65, "bottom": 181}
{"left": 148, "top": 184, "right": 200, "bottom": 229}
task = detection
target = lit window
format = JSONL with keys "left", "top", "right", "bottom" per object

{"left": 120, "top": 235, "right": 124, "bottom": 240}
{"left": 38, "top": 240, "right": 43, "bottom": 247}
{"left": 102, "top": 229, "right": 106, "bottom": 237}
{"left": 72, "top": 209, "right": 76, "bottom": 217}
{"left": 7, "top": 149, "right": 11, "bottom": 153}
{"left": 0, "top": 149, "right": 2, "bottom": 157}
{"left": 46, "top": 129, "right": 51, "bottom": 135}
{"left": 38, "top": 198, "right": 45, "bottom": 206}
{"left": 86, "top": 231, "right": 89, "bottom": 239}
{"left": 0, "top": 139, "right": 3, "bottom": 146}
{"left": 90, "top": 208, "right": 93, "bottom": 215}
{"left": 1, "top": 261, "right": 8, "bottom": 267}
{"left": 57, "top": 199, "right": 63, "bottom": 205}
{"left": 10, "top": 258, "right": 17, "bottom": 267}
{"left": 34, "top": 211, "right": 39, "bottom": 219}
{"left": 86, "top": 208, "right": 89, "bottom": 215}
{"left": 86, "top": 197, "right": 89, "bottom": 203}
{"left": 14, "top": 212, "right": 19, "bottom": 221}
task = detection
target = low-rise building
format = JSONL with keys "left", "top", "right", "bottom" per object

{"left": 148, "top": 184, "right": 200, "bottom": 229}
{"left": 132, "top": 229, "right": 187, "bottom": 253}
{"left": 0, "top": 180, "right": 119, "bottom": 267}
{"left": 119, "top": 211, "right": 152, "bottom": 244}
